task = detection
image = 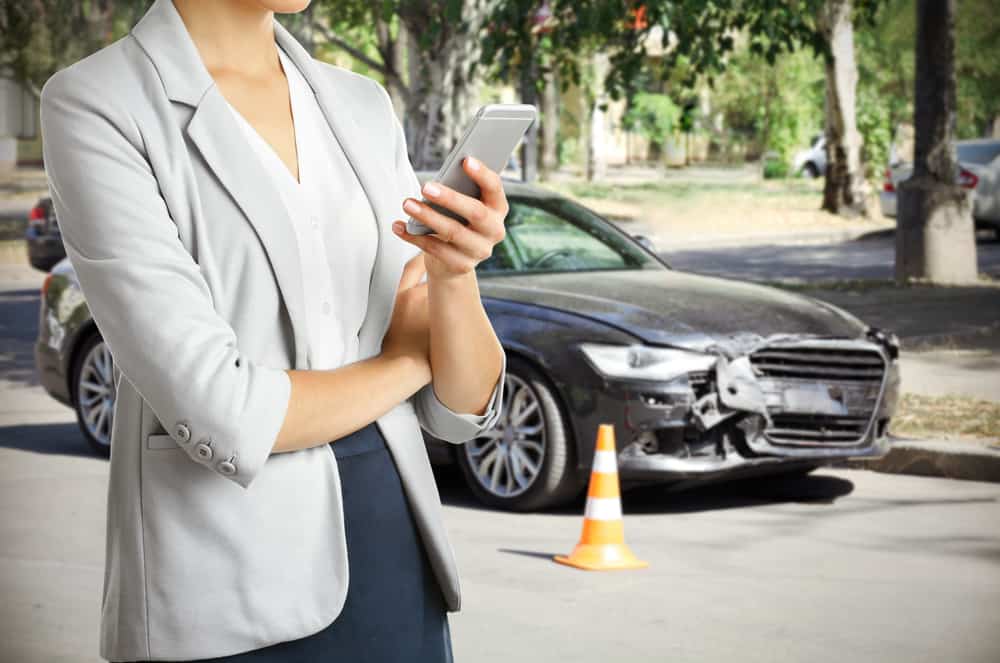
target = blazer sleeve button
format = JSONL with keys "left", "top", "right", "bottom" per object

{"left": 217, "top": 460, "right": 237, "bottom": 476}
{"left": 194, "top": 442, "right": 213, "bottom": 461}
{"left": 174, "top": 422, "right": 191, "bottom": 443}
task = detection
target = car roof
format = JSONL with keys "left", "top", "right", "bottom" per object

{"left": 414, "top": 170, "right": 559, "bottom": 200}
{"left": 956, "top": 138, "right": 1000, "bottom": 147}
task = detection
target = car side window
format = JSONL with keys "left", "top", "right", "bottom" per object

{"left": 478, "top": 200, "right": 638, "bottom": 275}
{"left": 956, "top": 142, "right": 1000, "bottom": 166}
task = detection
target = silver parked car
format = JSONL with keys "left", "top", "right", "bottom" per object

{"left": 880, "top": 139, "right": 1000, "bottom": 230}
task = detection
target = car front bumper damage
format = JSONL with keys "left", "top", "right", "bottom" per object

{"left": 610, "top": 331, "right": 900, "bottom": 482}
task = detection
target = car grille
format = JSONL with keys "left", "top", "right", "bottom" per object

{"left": 749, "top": 344, "right": 887, "bottom": 446}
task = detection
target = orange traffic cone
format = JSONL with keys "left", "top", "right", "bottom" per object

{"left": 554, "top": 424, "right": 648, "bottom": 570}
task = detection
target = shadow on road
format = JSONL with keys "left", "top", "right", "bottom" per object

{"left": 622, "top": 472, "right": 856, "bottom": 514}
{"left": 0, "top": 422, "right": 95, "bottom": 458}
{"left": 434, "top": 462, "right": 856, "bottom": 516}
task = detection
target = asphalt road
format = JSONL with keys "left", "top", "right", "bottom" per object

{"left": 1, "top": 264, "right": 999, "bottom": 663}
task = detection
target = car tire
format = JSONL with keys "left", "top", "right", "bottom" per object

{"left": 803, "top": 162, "right": 820, "bottom": 179}
{"left": 71, "top": 332, "right": 116, "bottom": 457}
{"left": 455, "top": 355, "right": 585, "bottom": 512}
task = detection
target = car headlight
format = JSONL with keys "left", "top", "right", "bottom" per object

{"left": 577, "top": 342, "right": 717, "bottom": 382}
{"left": 866, "top": 327, "right": 900, "bottom": 361}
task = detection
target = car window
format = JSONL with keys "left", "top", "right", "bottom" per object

{"left": 956, "top": 141, "right": 1000, "bottom": 166}
{"left": 477, "top": 196, "right": 664, "bottom": 275}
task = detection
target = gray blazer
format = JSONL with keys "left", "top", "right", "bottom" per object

{"left": 38, "top": 0, "right": 506, "bottom": 659}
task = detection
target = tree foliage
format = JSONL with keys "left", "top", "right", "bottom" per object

{"left": 0, "top": 0, "right": 151, "bottom": 97}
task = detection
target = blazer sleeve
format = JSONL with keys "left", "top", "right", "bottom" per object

{"left": 39, "top": 69, "right": 291, "bottom": 490}
{"left": 371, "top": 79, "right": 507, "bottom": 443}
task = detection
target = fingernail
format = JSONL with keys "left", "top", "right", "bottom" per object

{"left": 467, "top": 156, "right": 481, "bottom": 171}
{"left": 423, "top": 182, "right": 441, "bottom": 198}
{"left": 392, "top": 221, "right": 404, "bottom": 234}
{"left": 403, "top": 199, "right": 419, "bottom": 214}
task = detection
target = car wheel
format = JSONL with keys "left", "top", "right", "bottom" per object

{"left": 455, "top": 355, "right": 585, "bottom": 512}
{"left": 72, "top": 332, "right": 116, "bottom": 457}
{"left": 803, "top": 162, "right": 820, "bottom": 178}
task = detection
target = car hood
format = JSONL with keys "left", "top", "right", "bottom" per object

{"left": 479, "top": 268, "right": 868, "bottom": 350}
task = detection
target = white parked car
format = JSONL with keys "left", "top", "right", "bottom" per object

{"left": 793, "top": 134, "right": 827, "bottom": 178}
{"left": 880, "top": 138, "right": 1000, "bottom": 230}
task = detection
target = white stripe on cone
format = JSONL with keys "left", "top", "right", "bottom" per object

{"left": 584, "top": 496, "right": 623, "bottom": 521}
{"left": 591, "top": 450, "right": 618, "bottom": 474}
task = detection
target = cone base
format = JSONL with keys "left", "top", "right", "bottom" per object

{"left": 553, "top": 543, "right": 649, "bottom": 571}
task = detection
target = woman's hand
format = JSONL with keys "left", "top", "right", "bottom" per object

{"left": 380, "top": 253, "right": 432, "bottom": 382}
{"left": 392, "top": 156, "right": 508, "bottom": 282}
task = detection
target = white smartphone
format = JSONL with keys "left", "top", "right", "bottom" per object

{"left": 406, "top": 103, "right": 538, "bottom": 235}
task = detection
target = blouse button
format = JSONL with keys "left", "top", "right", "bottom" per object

{"left": 195, "top": 442, "right": 213, "bottom": 462}
{"left": 322, "top": 301, "right": 332, "bottom": 315}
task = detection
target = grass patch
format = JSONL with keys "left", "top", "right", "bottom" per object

{"left": 890, "top": 393, "right": 1000, "bottom": 441}
{"left": 547, "top": 178, "right": 823, "bottom": 204}
{"left": 536, "top": 171, "right": 887, "bottom": 242}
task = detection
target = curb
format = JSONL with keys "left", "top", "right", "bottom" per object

{"left": 838, "top": 437, "right": 1000, "bottom": 483}
{"left": 648, "top": 226, "right": 893, "bottom": 252}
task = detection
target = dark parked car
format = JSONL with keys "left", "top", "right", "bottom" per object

{"left": 35, "top": 177, "right": 900, "bottom": 511}
{"left": 25, "top": 195, "right": 66, "bottom": 272}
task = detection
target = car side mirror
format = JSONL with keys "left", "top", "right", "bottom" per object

{"left": 632, "top": 234, "right": 656, "bottom": 252}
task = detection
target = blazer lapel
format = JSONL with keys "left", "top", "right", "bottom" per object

{"left": 131, "top": 0, "right": 310, "bottom": 368}
{"left": 131, "top": 0, "right": 395, "bottom": 371}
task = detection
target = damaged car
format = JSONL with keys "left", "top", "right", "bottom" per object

{"left": 33, "top": 177, "right": 900, "bottom": 512}
{"left": 422, "top": 176, "right": 900, "bottom": 511}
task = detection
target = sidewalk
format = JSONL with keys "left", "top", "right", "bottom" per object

{"left": 842, "top": 437, "right": 1000, "bottom": 483}
{"left": 782, "top": 281, "right": 1000, "bottom": 482}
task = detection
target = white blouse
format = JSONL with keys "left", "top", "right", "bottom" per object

{"left": 225, "top": 44, "right": 492, "bottom": 427}
{"left": 224, "top": 44, "right": 377, "bottom": 371}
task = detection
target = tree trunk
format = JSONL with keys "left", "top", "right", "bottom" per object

{"left": 585, "top": 52, "right": 609, "bottom": 182}
{"left": 895, "top": 0, "right": 977, "bottom": 284}
{"left": 819, "top": 0, "right": 868, "bottom": 217}
{"left": 520, "top": 54, "right": 539, "bottom": 183}
{"left": 539, "top": 62, "right": 560, "bottom": 180}
{"left": 398, "top": 1, "right": 495, "bottom": 170}
{"left": 375, "top": 16, "right": 408, "bottom": 118}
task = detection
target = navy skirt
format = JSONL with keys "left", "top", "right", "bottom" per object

{"left": 129, "top": 421, "right": 454, "bottom": 662}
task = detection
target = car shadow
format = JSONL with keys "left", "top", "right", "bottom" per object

{"left": 434, "top": 463, "right": 856, "bottom": 515}
{"left": 0, "top": 422, "right": 97, "bottom": 458}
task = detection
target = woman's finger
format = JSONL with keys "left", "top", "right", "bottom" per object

{"left": 392, "top": 220, "right": 481, "bottom": 274}
{"left": 461, "top": 156, "right": 508, "bottom": 218}
{"left": 418, "top": 179, "right": 492, "bottom": 233}
{"left": 402, "top": 197, "right": 491, "bottom": 256}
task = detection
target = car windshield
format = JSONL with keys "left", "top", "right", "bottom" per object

{"left": 956, "top": 141, "right": 1000, "bottom": 166}
{"left": 477, "top": 195, "right": 667, "bottom": 276}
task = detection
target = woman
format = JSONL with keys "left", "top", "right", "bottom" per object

{"left": 38, "top": 0, "right": 509, "bottom": 660}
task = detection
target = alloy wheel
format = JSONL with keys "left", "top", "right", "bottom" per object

{"left": 77, "top": 340, "right": 116, "bottom": 449}
{"left": 463, "top": 372, "right": 546, "bottom": 498}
